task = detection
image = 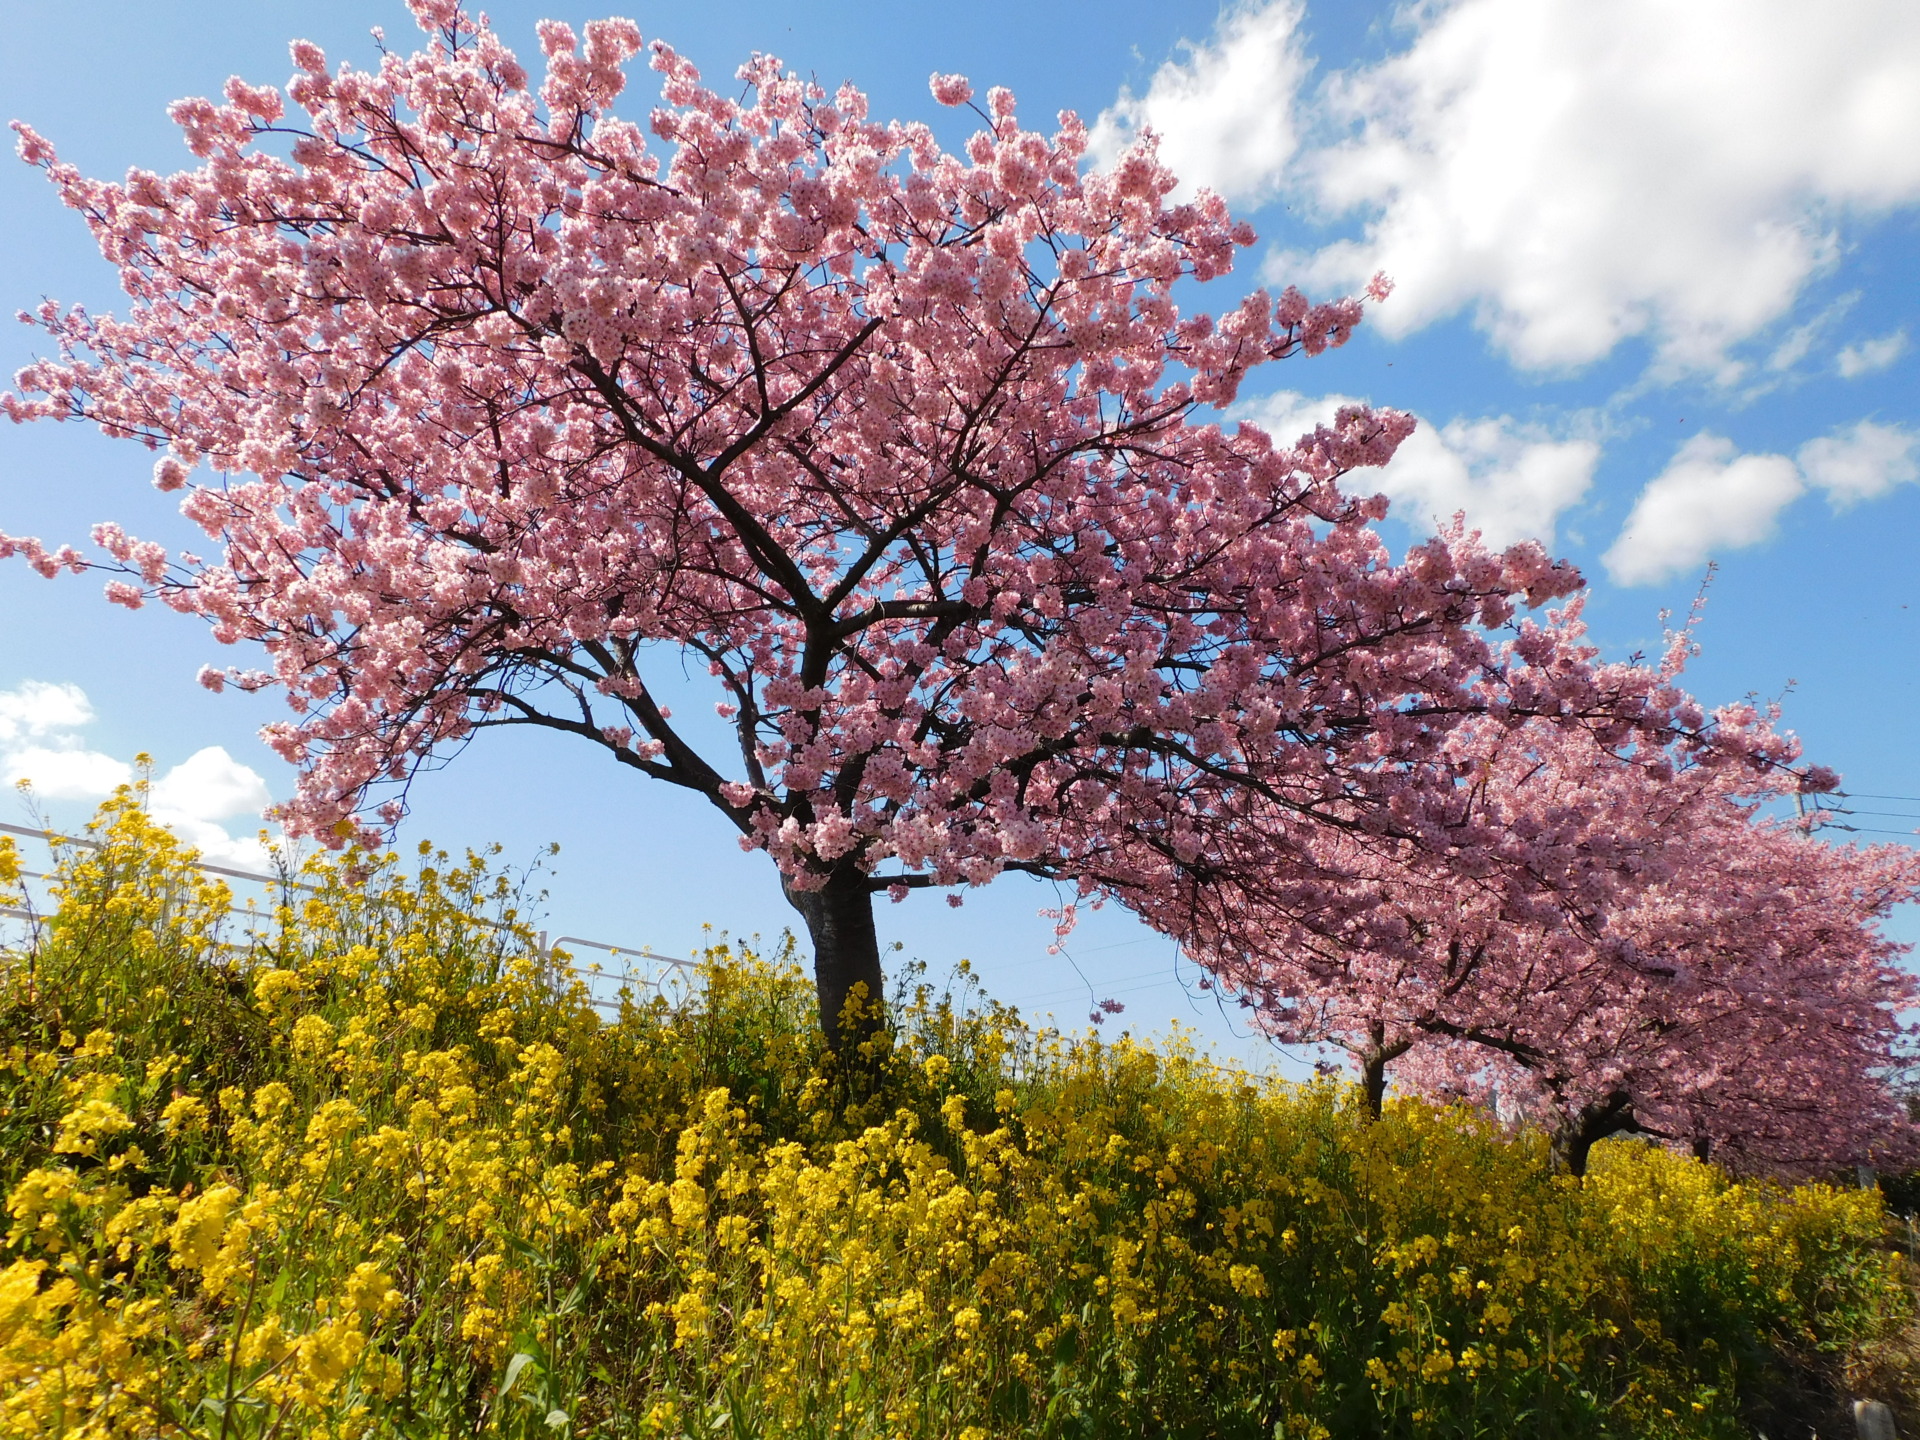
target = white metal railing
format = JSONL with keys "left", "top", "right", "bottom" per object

{"left": 0, "top": 819, "right": 695, "bottom": 1013}
{"left": 0, "top": 822, "right": 1288, "bottom": 1083}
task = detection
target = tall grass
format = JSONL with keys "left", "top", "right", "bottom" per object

{"left": 0, "top": 791, "right": 1909, "bottom": 1438}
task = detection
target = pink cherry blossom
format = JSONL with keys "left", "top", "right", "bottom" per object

{"left": 1197, "top": 680, "right": 1918, "bottom": 1176}
{"left": 1, "top": 3, "right": 1745, "bottom": 1050}
{"left": 929, "top": 72, "right": 973, "bottom": 107}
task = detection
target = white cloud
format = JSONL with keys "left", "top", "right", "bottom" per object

{"left": 149, "top": 746, "right": 272, "bottom": 823}
{"left": 1238, "top": 390, "right": 1599, "bottom": 548}
{"left": 1764, "top": 292, "right": 1860, "bottom": 376}
{"left": 1090, "top": 0, "right": 1309, "bottom": 205}
{"left": 0, "top": 682, "right": 274, "bottom": 868}
{"left": 1605, "top": 418, "right": 1920, "bottom": 583}
{"left": 0, "top": 681, "right": 133, "bottom": 800}
{"left": 149, "top": 746, "right": 275, "bottom": 868}
{"left": 0, "top": 680, "right": 94, "bottom": 746}
{"left": 1117, "top": 0, "right": 1920, "bottom": 377}
{"left": 1766, "top": 322, "right": 1821, "bottom": 376}
{"left": 1373, "top": 417, "right": 1599, "bottom": 550}
{"left": 1603, "top": 435, "right": 1804, "bottom": 585}
{"left": 1797, "top": 419, "right": 1920, "bottom": 505}
{"left": 1236, "top": 389, "right": 1352, "bottom": 455}
{"left": 1836, "top": 329, "right": 1909, "bottom": 378}
{"left": 1, "top": 744, "right": 133, "bottom": 800}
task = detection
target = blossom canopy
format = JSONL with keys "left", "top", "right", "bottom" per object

{"left": 0, "top": 0, "right": 1746, "bottom": 1040}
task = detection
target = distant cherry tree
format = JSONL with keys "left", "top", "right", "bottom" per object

{"left": 1206, "top": 684, "right": 1918, "bottom": 1176}
{"left": 5, "top": 2, "right": 1701, "bottom": 1044}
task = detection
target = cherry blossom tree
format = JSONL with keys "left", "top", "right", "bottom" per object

{"left": 3, "top": 2, "right": 1700, "bottom": 1046}
{"left": 1208, "top": 688, "right": 1920, "bottom": 1176}
{"left": 1447, "top": 800, "right": 1920, "bottom": 1178}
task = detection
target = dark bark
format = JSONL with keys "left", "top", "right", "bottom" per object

{"left": 1357, "top": 1029, "right": 1413, "bottom": 1120}
{"left": 783, "top": 866, "right": 887, "bottom": 1054}
{"left": 1549, "top": 1091, "right": 1639, "bottom": 1177}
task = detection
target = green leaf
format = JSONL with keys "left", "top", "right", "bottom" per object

{"left": 499, "top": 1352, "right": 535, "bottom": 1400}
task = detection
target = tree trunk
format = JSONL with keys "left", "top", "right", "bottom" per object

{"left": 1357, "top": 1031, "right": 1413, "bottom": 1120}
{"left": 1550, "top": 1124, "right": 1598, "bottom": 1179}
{"left": 1549, "top": 1092, "right": 1636, "bottom": 1178}
{"left": 784, "top": 866, "right": 887, "bottom": 1054}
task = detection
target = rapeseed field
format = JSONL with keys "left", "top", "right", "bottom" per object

{"left": 0, "top": 791, "right": 1910, "bottom": 1437}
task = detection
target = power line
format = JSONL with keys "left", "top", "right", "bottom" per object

{"left": 1003, "top": 975, "right": 1196, "bottom": 1011}
{"left": 1002, "top": 963, "right": 1196, "bottom": 1008}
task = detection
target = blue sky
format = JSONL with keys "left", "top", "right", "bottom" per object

{"left": 2, "top": 0, "right": 1917, "bottom": 1067}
